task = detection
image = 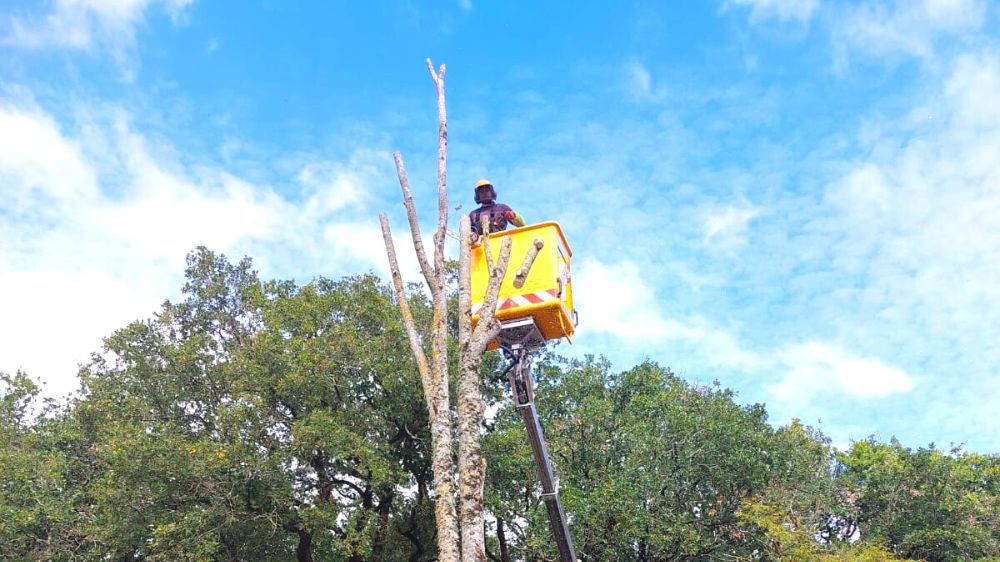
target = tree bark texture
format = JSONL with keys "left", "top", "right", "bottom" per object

{"left": 379, "top": 213, "right": 460, "bottom": 562}
{"left": 424, "top": 64, "right": 457, "bottom": 562}
{"left": 296, "top": 530, "right": 313, "bottom": 562}
{"left": 380, "top": 58, "right": 516, "bottom": 562}
{"left": 427, "top": 59, "right": 448, "bottom": 279}
{"left": 497, "top": 517, "right": 511, "bottom": 562}
{"left": 458, "top": 216, "right": 513, "bottom": 562}
{"left": 513, "top": 238, "right": 544, "bottom": 289}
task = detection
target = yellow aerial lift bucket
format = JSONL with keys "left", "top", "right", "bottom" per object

{"left": 471, "top": 222, "right": 576, "bottom": 350}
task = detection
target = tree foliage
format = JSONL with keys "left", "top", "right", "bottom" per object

{"left": 1, "top": 248, "right": 997, "bottom": 561}
{"left": 484, "top": 358, "right": 840, "bottom": 560}
{"left": 835, "top": 439, "right": 1000, "bottom": 561}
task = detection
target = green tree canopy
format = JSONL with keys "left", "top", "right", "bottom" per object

{"left": 1, "top": 248, "right": 997, "bottom": 561}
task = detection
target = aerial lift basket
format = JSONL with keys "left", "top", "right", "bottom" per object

{"left": 470, "top": 221, "right": 576, "bottom": 350}
{"left": 469, "top": 220, "right": 580, "bottom": 561}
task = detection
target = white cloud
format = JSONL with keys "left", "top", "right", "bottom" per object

{"left": 702, "top": 204, "right": 760, "bottom": 247}
{"left": 571, "top": 255, "right": 918, "bottom": 408}
{"left": 772, "top": 341, "right": 915, "bottom": 402}
{"left": 2, "top": 0, "right": 195, "bottom": 71}
{"left": 832, "top": 0, "right": 986, "bottom": 65}
{"left": 4, "top": 0, "right": 190, "bottom": 48}
{"left": 821, "top": 49, "right": 1000, "bottom": 352}
{"left": 625, "top": 61, "right": 667, "bottom": 102}
{"left": 946, "top": 51, "right": 1000, "bottom": 129}
{"left": 1, "top": 105, "right": 98, "bottom": 211}
{"left": 572, "top": 258, "right": 763, "bottom": 370}
{"left": 573, "top": 259, "right": 915, "bottom": 398}
{"left": 0, "top": 100, "right": 404, "bottom": 396}
{"left": 759, "top": 49, "right": 1000, "bottom": 443}
{"left": 725, "top": 0, "right": 820, "bottom": 24}
{"left": 628, "top": 62, "right": 653, "bottom": 98}
{"left": 298, "top": 159, "right": 371, "bottom": 217}
{"left": 570, "top": 258, "right": 916, "bottom": 409}
{"left": 574, "top": 258, "right": 685, "bottom": 342}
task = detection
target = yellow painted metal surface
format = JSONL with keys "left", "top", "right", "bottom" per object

{"left": 471, "top": 222, "right": 576, "bottom": 348}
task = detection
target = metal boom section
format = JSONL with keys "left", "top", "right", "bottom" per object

{"left": 502, "top": 343, "right": 577, "bottom": 562}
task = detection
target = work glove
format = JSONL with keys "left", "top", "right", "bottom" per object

{"left": 503, "top": 210, "right": 516, "bottom": 221}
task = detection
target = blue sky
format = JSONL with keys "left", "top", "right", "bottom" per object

{"left": 2, "top": 0, "right": 998, "bottom": 451}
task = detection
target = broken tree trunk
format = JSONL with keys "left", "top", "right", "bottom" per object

{"left": 379, "top": 207, "right": 459, "bottom": 562}
{"left": 513, "top": 238, "right": 544, "bottom": 289}
{"left": 458, "top": 216, "right": 513, "bottom": 562}
{"left": 378, "top": 58, "right": 460, "bottom": 562}
{"left": 381, "top": 58, "right": 518, "bottom": 562}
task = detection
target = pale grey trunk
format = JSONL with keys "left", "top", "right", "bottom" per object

{"left": 379, "top": 214, "right": 460, "bottom": 562}
{"left": 382, "top": 60, "right": 514, "bottom": 562}
{"left": 458, "top": 216, "right": 486, "bottom": 562}
{"left": 426, "top": 61, "right": 461, "bottom": 562}
{"left": 458, "top": 217, "right": 513, "bottom": 562}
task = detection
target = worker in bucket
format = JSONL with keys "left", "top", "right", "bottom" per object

{"left": 469, "top": 179, "right": 525, "bottom": 238}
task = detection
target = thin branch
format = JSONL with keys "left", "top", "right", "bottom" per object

{"left": 408, "top": 59, "right": 459, "bottom": 562}
{"left": 470, "top": 236, "right": 513, "bottom": 351}
{"left": 329, "top": 477, "right": 367, "bottom": 498}
{"left": 480, "top": 215, "right": 494, "bottom": 272}
{"left": 379, "top": 213, "right": 437, "bottom": 417}
{"left": 458, "top": 216, "right": 512, "bottom": 562}
{"left": 484, "top": 238, "right": 513, "bottom": 319}
{"left": 513, "top": 238, "right": 544, "bottom": 289}
{"left": 381, "top": 58, "right": 462, "bottom": 562}
{"left": 427, "top": 58, "right": 448, "bottom": 277}
{"left": 458, "top": 216, "right": 473, "bottom": 361}
{"left": 393, "top": 151, "right": 438, "bottom": 296}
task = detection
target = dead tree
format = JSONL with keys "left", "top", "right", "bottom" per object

{"left": 380, "top": 59, "right": 512, "bottom": 562}
{"left": 458, "top": 217, "right": 512, "bottom": 562}
{"left": 378, "top": 58, "right": 457, "bottom": 562}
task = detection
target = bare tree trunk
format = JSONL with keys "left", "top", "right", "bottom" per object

{"left": 381, "top": 58, "right": 515, "bottom": 562}
{"left": 457, "top": 215, "right": 481, "bottom": 562}
{"left": 513, "top": 238, "right": 544, "bottom": 289}
{"left": 497, "top": 517, "right": 511, "bottom": 562}
{"left": 379, "top": 58, "right": 461, "bottom": 562}
{"left": 426, "top": 61, "right": 459, "bottom": 562}
{"left": 458, "top": 217, "right": 513, "bottom": 562}
{"left": 379, "top": 214, "right": 459, "bottom": 562}
{"left": 296, "top": 530, "right": 313, "bottom": 562}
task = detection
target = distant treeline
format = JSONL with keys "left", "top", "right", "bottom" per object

{"left": 1, "top": 248, "right": 997, "bottom": 561}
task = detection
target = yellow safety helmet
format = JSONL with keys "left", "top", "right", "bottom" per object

{"left": 474, "top": 179, "right": 496, "bottom": 204}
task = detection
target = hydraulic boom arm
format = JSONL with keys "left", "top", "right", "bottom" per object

{"left": 503, "top": 346, "right": 577, "bottom": 562}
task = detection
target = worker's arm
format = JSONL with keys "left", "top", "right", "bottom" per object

{"left": 503, "top": 209, "right": 525, "bottom": 227}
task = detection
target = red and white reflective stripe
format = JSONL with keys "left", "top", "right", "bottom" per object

{"left": 472, "top": 288, "right": 558, "bottom": 316}
{"left": 498, "top": 288, "right": 558, "bottom": 310}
